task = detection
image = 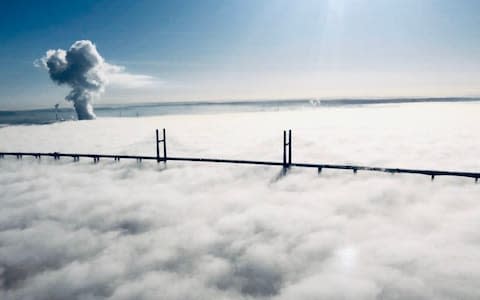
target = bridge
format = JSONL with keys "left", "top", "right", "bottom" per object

{"left": 0, "top": 129, "right": 478, "bottom": 182}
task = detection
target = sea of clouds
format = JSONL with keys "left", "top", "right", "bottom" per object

{"left": 1, "top": 103, "right": 480, "bottom": 299}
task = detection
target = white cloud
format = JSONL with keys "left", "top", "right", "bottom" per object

{"left": 1, "top": 103, "right": 480, "bottom": 299}
{"left": 104, "top": 63, "right": 158, "bottom": 89}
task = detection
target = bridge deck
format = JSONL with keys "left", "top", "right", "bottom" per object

{"left": 1, "top": 151, "right": 478, "bottom": 181}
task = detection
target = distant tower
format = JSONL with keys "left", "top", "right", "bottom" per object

{"left": 54, "top": 103, "right": 60, "bottom": 121}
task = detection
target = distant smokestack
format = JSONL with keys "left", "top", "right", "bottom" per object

{"left": 54, "top": 103, "right": 59, "bottom": 121}
{"left": 37, "top": 40, "right": 107, "bottom": 120}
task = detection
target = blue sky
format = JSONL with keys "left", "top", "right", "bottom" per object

{"left": 1, "top": 0, "right": 480, "bottom": 109}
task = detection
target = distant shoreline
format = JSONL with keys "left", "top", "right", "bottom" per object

{"left": 1, "top": 96, "right": 480, "bottom": 114}
{"left": 1, "top": 97, "right": 479, "bottom": 125}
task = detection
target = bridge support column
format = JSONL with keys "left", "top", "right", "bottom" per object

{"left": 156, "top": 128, "right": 168, "bottom": 163}
{"left": 283, "top": 129, "right": 292, "bottom": 170}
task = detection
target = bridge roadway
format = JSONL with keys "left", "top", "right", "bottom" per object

{"left": 0, "top": 151, "right": 478, "bottom": 182}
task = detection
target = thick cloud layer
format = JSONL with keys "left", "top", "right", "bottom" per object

{"left": 37, "top": 40, "right": 155, "bottom": 120}
{"left": 1, "top": 103, "right": 480, "bottom": 299}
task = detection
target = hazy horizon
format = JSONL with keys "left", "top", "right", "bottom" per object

{"left": 2, "top": 95, "right": 480, "bottom": 112}
{"left": 2, "top": 96, "right": 480, "bottom": 126}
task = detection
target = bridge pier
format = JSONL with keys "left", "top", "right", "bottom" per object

{"left": 156, "top": 128, "right": 167, "bottom": 163}
{"left": 283, "top": 129, "right": 292, "bottom": 170}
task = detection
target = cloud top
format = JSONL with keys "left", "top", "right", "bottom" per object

{"left": 1, "top": 105, "right": 480, "bottom": 299}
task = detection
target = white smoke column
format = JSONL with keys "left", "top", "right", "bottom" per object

{"left": 38, "top": 40, "right": 107, "bottom": 120}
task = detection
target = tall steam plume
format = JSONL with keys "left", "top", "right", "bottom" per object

{"left": 37, "top": 40, "right": 108, "bottom": 119}
{"left": 37, "top": 39, "right": 158, "bottom": 120}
